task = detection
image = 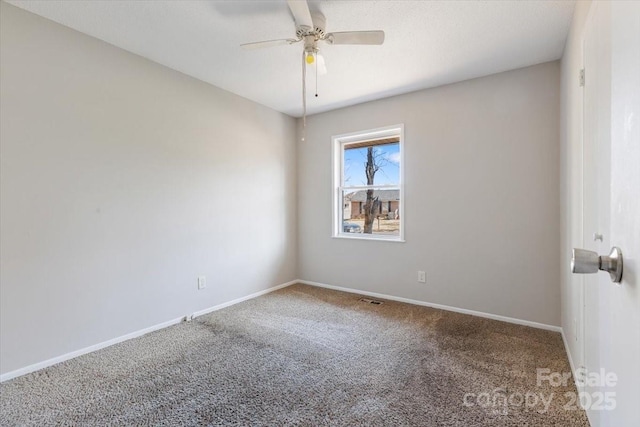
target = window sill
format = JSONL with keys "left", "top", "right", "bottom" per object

{"left": 333, "top": 234, "right": 405, "bottom": 243}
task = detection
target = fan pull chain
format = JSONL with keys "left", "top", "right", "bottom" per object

{"left": 315, "top": 52, "right": 318, "bottom": 97}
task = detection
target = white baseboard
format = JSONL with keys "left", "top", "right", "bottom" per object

{"left": 561, "top": 327, "right": 585, "bottom": 394}
{"left": 192, "top": 280, "right": 297, "bottom": 318}
{"left": 298, "top": 280, "right": 562, "bottom": 333}
{"left": 0, "top": 280, "right": 297, "bottom": 383}
{"left": 561, "top": 328, "right": 578, "bottom": 375}
{"left": 0, "top": 316, "right": 184, "bottom": 383}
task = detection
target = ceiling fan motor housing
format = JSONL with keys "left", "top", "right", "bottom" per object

{"left": 296, "top": 12, "right": 326, "bottom": 40}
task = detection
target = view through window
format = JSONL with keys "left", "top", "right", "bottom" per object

{"left": 334, "top": 126, "right": 403, "bottom": 240}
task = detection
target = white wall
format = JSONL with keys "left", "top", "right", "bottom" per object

{"left": 0, "top": 2, "right": 297, "bottom": 376}
{"left": 298, "top": 62, "right": 561, "bottom": 327}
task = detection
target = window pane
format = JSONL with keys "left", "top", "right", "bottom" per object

{"left": 343, "top": 142, "right": 400, "bottom": 186}
{"left": 342, "top": 188, "right": 400, "bottom": 237}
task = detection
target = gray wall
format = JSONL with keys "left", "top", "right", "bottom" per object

{"left": 298, "top": 62, "right": 561, "bottom": 326}
{"left": 0, "top": 3, "right": 297, "bottom": 375}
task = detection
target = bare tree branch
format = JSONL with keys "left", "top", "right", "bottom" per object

{"left": 363, "top": 146, "right": 381, "bottom": 234}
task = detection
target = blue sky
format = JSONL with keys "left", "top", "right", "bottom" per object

{"left": 343, "top": 143, "right": 400, "bottom": 186}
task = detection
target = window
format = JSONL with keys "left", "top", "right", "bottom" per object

{"left": 333, "top": 125, "right": 404, "bottom": 241}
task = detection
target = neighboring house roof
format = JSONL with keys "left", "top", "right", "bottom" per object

{"left": 346, "top": 190, "right": 400, "bottom": 202}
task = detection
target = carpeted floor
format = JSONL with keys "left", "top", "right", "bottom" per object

{"left": 1, "top": 284, "right": 589, "bottom": 426}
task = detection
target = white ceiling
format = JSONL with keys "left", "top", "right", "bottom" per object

{"left": 7, "top": 0, "right": 576, "bottom": 117}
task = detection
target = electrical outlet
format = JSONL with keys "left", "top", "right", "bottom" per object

{"left": 197, "top": 276, "right": 206, "bottom": 290}
{"left": 418, "top": 271, "right": 426, "bottom": 283}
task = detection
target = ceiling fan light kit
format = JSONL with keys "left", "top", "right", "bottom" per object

{"left": 241, "top": 0, "right": 385, "bottom": 131}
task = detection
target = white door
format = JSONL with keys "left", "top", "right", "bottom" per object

{"left": 581, "top": 1, "right": 640, "bottom": 426}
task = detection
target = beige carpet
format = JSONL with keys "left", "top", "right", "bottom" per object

{"left": 0, "top": 284, "right": 589, "bottom": 426}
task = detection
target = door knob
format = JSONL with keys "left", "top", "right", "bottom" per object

{"left": 571, "top": 247, "right": 623, "bottom": 283}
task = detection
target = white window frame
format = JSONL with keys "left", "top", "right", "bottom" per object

{"left": 332, "top": 124, "right": 405, "bottom": 242}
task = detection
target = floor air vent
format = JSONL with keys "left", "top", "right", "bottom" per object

{"left": 359, "top": 298, "right": 383, "bottom": 305}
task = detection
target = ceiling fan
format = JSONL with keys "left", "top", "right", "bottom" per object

{"left": 241, "top": 0, "right": 385, "bottom": 126}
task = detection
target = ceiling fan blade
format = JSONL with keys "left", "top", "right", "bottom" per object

{"left": 287, "top": 0, "right": 314, "bottom": 29}
{"left": 241, "top": 39, "right": 299, "bottom": 50}
{"left": 326, "top": 31, "right": 385, "bottom": 45}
